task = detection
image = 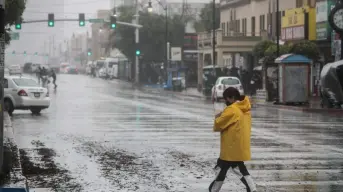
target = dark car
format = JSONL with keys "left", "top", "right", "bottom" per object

{"left": 66, "top": 66, "right": 78, "bottom": 74}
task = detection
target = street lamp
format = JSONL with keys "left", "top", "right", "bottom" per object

{"left": 148, "top": 2, "right": 153, "bottom": 13}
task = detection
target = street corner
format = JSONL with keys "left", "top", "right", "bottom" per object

{"left": 18, "top": 140, "right": 82, "bottom": 191}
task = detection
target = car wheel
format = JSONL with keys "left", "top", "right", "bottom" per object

{"left": 4, "top": 99, "right": 14, "bottom": 116}
{"left": 215, "top": 92, "right": 220, "bottom": 102}
{"left": 30, "top": 108, "right": 42, "bottom": 115}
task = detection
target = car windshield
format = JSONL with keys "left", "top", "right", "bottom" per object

{"left": 13, "top": 78, "right": 39, "bottom": 87}
{"left": 221, "top": 78, "right": 240, "bottom": 85}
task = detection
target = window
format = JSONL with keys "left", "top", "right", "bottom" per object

{"left": 242, "top": 18, "right": 247, "bottom": 36}
{"left": 13, "top": 78, "right": 40, "bottom": 87}
{"left": 251, "top": 16, "right": 256, "bottom": 36}
{"left": 236, "top": 20, "right": 240, "bottom": 33}
{"left": 3, "top": 79, "right": 8, "bottom": 88}
{"left": 260, "top": 15, "right": 265, "bottom": 31}
{"left": 226, "top": 22, "right": 229, "bottom": 36}
{"left": 221, "top": 78, "right": 240, "bottom": 85}
{"left": 296, "top": 0, "right": 303, "bottom": 8}
{"left": 222, "top": 22, "right": 225, "bottom": 35}
{"left": 108, "top": 62, "right": 117, "bottom": 68}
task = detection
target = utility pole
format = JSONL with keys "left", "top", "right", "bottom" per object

{"left": 212, "top": 0, "right": 216, "bottom": 73}
{"left": 53, "top": 35, "right": 55, "bottom": 57}
{"left": 276, "top": 0, "right": 280, "bottom": 57}
{"left": 134, "top": 0, "right": 140, "bottom": 85}
{"left": 0, "top": 0, "right": 5, "bottom": 174}
{"left": 164, "top": 6, "right": 168, "bottom": 77}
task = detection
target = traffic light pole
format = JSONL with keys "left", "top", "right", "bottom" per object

{"left": 134, "top": 0, "right": 140, "bottom": 85}
{"left": 0, "top": 0, "right": 5, "bottom": 175}
{"left": 21, "top": 19, "right": 142, "bottom": 28}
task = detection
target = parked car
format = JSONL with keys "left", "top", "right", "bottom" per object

{"left": 3, "top": 76, "right": 50, "bottom": 115}
{"left": 66, "top": 66, "right": 78, "bottom": 74}
{"left": 211, "top": 76, "right": 244, "bottom": 101}
{"left": 8, "top": 65, "right": 22, "bottom": 75}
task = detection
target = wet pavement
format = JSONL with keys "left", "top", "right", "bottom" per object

{"left": 10, "top": 74, "right": 343, "bottom": 191}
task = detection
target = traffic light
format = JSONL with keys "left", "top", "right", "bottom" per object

{"left": 12, "top": 51, "right": 15, "bottom": 55}
{"left": 35, "top": 52, "right": 38, "bottom": 55}
{"left": 87, "top": 48, "right": 92, "bottom": 56}
{"left": 135, "top": 50, "right": 140, "bottom": 56}
{"left": 110, "top": 15, "right": 116, "bottom": 29}
{"left": 15, "top": 19, "right": 21, "bottom": 30}
{"left": 79, "top": 13, "right": 85, "bottom": 26}
{"left": 48, "top": 13, "right": 54, "bottom": 27}
{"left": 23, "top": 51, "right": 26, "bottom": 55}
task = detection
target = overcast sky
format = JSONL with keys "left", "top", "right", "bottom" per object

{"left": 6, "top": 0, "right": 212, "bottom": 65}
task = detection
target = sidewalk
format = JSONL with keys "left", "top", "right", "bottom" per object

{"left": 251, "top": 96, "right": 343, "bottom": 114}
{"left": 140, "top": 86, "right": 204, "bottom": 98}
{"left": 1, "top": 112, "right": 28, "bottom": 191}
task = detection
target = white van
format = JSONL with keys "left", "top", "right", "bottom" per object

{"left": 104, "top": 58, "right": 119, "bottom": 79}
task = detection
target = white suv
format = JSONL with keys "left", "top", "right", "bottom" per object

{"left": 212, "top": 76, "right": 244, "bottom": 102}
{"left": 4, "top": 76, "right": 50, "bottom": 115}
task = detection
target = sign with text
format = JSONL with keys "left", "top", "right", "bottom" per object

{"left": 281, "top": 26, "right": 305, "bottom": 40}
{"left": 282, "top": 12, "right": 304, "bottom": 28}
{"left": 171, "top": 47, "right": 181, "bottom": 61}
{"left": 316, "top": 0, "right": 335, "bottom": 40}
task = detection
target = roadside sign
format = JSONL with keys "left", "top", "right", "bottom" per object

{"left": 88, "top": 18, "right": 104, "bottom": 23}
{"left": 9, "top": 32, "right": 19, "bottom": 40}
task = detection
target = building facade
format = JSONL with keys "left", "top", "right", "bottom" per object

{"left": 91, "top": 10, "right": 111, "bottom": 60}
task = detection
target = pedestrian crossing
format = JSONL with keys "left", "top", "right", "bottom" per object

{"left": 11, "top": 74, "right": 343, "bottom": 191}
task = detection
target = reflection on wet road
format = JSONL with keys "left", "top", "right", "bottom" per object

{"left": 12, "top": 74, "right": 343, "bottom": 191}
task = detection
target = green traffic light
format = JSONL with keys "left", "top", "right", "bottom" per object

{"left": 111, "top": 24, "right": 116, "bottom": 29}
{"left": 87, "top": 52, "right": 91, "bottom": 56}
{"left": 48, "top": 21, "right": 54, "bottom": 27}
{"left": 15, "top": 24, "right": 21, "bottom": 29}
{"left": 79, "top": 21, "right": 85, "bottom": 26}
{"left": 136, "top": 50, "right": 140, "bottom": 55}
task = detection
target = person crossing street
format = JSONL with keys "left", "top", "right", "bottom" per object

{"left": 209, "top": 87, "right": 257, "bottom": 192}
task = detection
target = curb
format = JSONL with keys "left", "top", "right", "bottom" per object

{"left": 3, "top": 112, "right": 29, "bottom": 191}
{"left": 140, "top": 87, "right": 205, "bottom": 99}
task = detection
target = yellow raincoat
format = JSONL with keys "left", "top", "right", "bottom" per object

{"left": 213, "top": 96, "right": 252, "bottom": 161}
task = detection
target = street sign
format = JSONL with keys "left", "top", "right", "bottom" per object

{"left": 88, "top": 18, "right": 104, "bottom": 23}
{"left": 9, "top": 32, "right": 19, "bottom": 40}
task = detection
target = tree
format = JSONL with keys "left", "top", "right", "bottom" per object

{"left": 264, "top": 44, "right": 291, "bottom": 57}
{"left": 290, "top": 40, "right": 320, "bottom": 61}
{"left": 109, "top": 6, "right": 186, "bottom": 63}
{"left": 4, "top": 0, "right": 26, "bottom": 45}
{"left": 193, "top": 3, "right": 220, "bottom": 32}
{"left": 253, "top": 40, "right": 274, "bottom": 59}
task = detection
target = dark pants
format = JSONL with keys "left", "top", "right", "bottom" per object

{"left": 52, "top": 78, "right": 57, "bottom": 88}
{"left": 209, "top": 158, "right": 252, "bottom": 192}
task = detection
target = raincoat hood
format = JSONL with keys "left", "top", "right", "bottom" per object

{"left": 235, "top": 96, "right": 251, "bottom": 113}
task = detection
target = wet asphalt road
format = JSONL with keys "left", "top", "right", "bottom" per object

{"left": 10, "top": 74, "right": 343, "bottom": 192}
